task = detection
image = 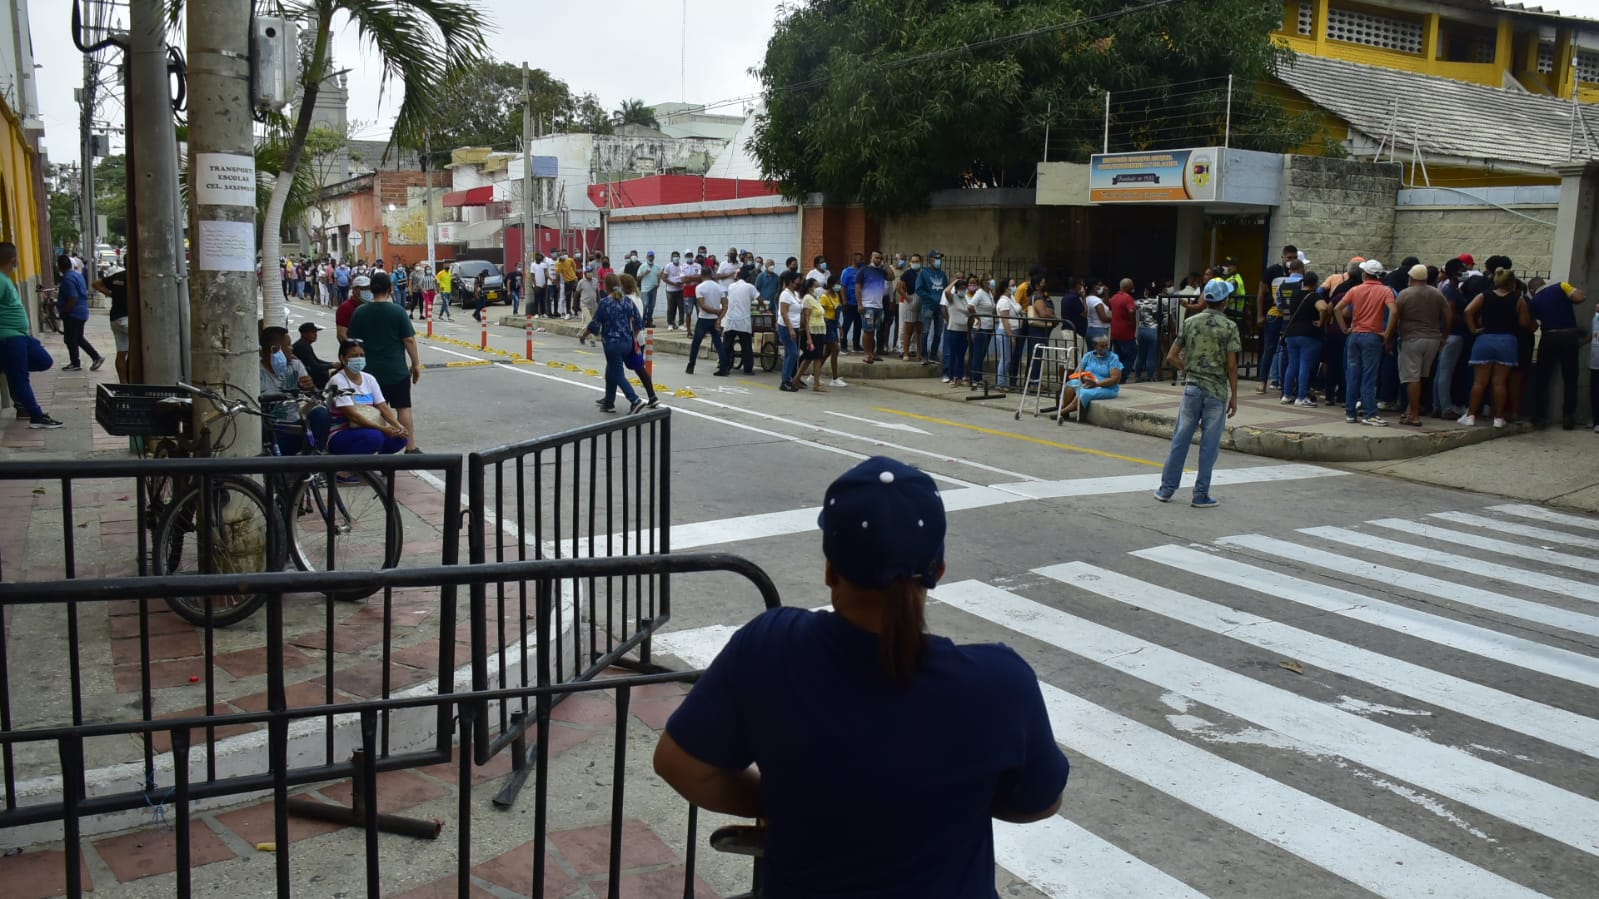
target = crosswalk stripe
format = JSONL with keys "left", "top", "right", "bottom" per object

{"left": 993, "top": 816, "right": 1206, "bottom": 899}
{"left": 656, "top": 619, "right": 1538, "bottom": 898}
{"left": 1159, "top": 541, "right": 1599, "bottom": 686}
{"left": 1487, "top": 503, "right": 1599, "bottom": 532}
{"left": 1037, "top": 561, "right": 1599, "bottom": 759}
{"left": 1368, "top": 518, "right": 1599, "bottom": 575}
{"left": 1431, "top": 511, "right": 1599, "bottom": 550}
{"left": 1030, "top": 683, "right": 1541, "bottom": 899}
{"left": 935, "top": 579, "right": 1599, "bottom": 857}
{"left": 1302, "top": 526, "right": 1599, "bottom": 603}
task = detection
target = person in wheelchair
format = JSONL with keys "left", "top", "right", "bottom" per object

{"left": 325, "top": 339, "right": 408, "bottom": 455}
{"left": 654, "top": 456, "right": 1069, "bottom": 897}
{"left": 259, "top": 326, "right": 331, "bottom": 456}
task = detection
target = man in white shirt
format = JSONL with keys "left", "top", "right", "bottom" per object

{"left": 683, "top": 249, "right": 704, "bottom": 331}
{"left": 530, "top": 253, "right": 551, "bottom": 317}
{"left": 686, "top": 275, "right": 726, "bottom": 375}
{"left": 718, "top": 273, "right": 758, "bottom": 375}
{"left": 663, "top": 251, "right": 686, "bottom": 330}
{"left": 805, "top": 255, "right": 830, "bottom": 293}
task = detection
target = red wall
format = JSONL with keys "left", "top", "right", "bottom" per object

{"left": 503, "top": 225, "right": 604, "bottom": 271}
{"left": 587, "top": 175, "right": 780, "bottom": 209}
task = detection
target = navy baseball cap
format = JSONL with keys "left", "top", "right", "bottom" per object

{"left": 818, "top": 457, "right": 946, "bottom": 589}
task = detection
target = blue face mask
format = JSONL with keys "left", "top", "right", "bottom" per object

{"left": 359, "top": 289, "right": 373, "bottom": 302}
{"left": 820, "top": 263, "right": 829, "bottom": 272}
{"left": 346, "top": 356, "right": 366, "bottom": 374}
{"left": 910, "top": 262, "right": 921, "bottom": 270}
{"left": 933, "top": 259, "right": 943, "bottom": 269}
{"left": 270, "top": 349, "right": 288, "bottom": 378}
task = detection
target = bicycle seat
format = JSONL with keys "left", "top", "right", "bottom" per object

{"left": 259, "top": 392, "right": 289, "bottom": 405}
{"left": 156, "top": 396, "right": 194, "bottom": 407}
{"left": 710, "top": 824, "right": 766, "bottom": 858}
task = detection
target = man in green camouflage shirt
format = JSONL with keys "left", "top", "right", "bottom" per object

{"left": 1156, "top": 278, "right": 1241, "bottom": 509}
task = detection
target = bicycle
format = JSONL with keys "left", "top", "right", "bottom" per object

{"left": 37, "top": 286, "right": 61, "bottom": 334}
{"left": 145, "top": 382, "right": 403, "bottom": 626}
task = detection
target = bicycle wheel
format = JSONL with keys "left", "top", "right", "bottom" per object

{"left": 286, "top": 470, "right": 402, "bottom": 601}
{"left": 154, "top": 476, "right": 280, "bottom": 627}
{"left": 142, "top": 439, "right": 183, "bottom": 526}
{"left": 760, "top": 339, "right": 778, "bottom": 372}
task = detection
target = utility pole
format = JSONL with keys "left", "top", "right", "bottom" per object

{"left": 79, "top": 54, "right": 97, "bottom": 255}
{"left": 522, "top": 63, "right": 534, "bottom": 274}
{"left": 128, "top": 0, "right": 187, "bottom": 383}
{"left": 424, "top": 134, "right": 436, "bottom": 273}
{"left": 186, "top": 0, "right": 257, "bottom": 457}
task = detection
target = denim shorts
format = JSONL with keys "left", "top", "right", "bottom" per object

{"left": 825, "top": 320, "right": 839, "bottom": 343}
{"left": 861, "top": 307, "right": 882, "bottom": 330}
{"left": 1469, "top": 333, "right": 1518, "bottom": 367}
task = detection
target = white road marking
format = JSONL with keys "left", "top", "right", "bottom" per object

{"left": 1304, "top": 526, "right": 1599, "bottom": 603}
{"left": 1368, "top": 518, "right": 1599, "bottom": 575}
{"left": 934, "top": 578, "right": 1599, "bottom": 857}
{"left": 1488, "top": 503, "right": 1599, "bottom": 532}
{"left": 1038, "top": 561, "right": 1599, "bottom": 759}
{"left": 822, "top": 410, "right": 933, "bottom": 435}
{"left": 427, "top": 344, "right": 484, "bottom": 361}
{"left": 1430, "top": 511, "right": 1599, "bottom": 549}
{"left": 655, "top": 617, "right": 1538, "bottom": 898}
{"left": 1155, "top": 541, "right": 1599, "bottom": 685}
{"left": 994, "top": 463, "right": 1342, "bottom": 500}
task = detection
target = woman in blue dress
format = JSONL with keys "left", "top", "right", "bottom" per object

{"left": 1055, "top": 334, "right": 1124, "bottom": 422}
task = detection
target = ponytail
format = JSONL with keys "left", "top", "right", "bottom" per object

{"left": 878, "top": 578, "right": 928, "bottom": 685}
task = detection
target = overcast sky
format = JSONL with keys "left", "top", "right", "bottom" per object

{"left": 28, "top": 0, "right": 785, "bottom": 165}
{"left": 25, "top": 0, "right": 1599, "bottom": 166}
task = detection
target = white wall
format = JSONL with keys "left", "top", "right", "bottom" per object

{"left": 609, "top": 200, "right": 799, "bottom": 262}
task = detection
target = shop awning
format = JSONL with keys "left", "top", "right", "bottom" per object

{"left": 442, "top": 186, "right": 495, "bottom": 208}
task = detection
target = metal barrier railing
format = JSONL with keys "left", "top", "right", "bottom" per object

{"left": 0, "top": 554, "right": 779, "bottom": 899}
{"left": 466, "top": 408, "right": 673, "bottom": 807}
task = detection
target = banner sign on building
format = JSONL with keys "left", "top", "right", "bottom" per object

{"left": 1089, "top": 148, "right": 1218, "bottom": 203}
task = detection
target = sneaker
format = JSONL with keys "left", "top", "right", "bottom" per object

{"left": 1593, "top": 424, "right": 1599, "bottom": 434}
{"left": 1154, "top": 488, "right": 1174, "bottom": 503}
{"left": 1191, "top": 495, "right": 1219, "bottom": 509}
{"left": 1279, "top": 395, "right": 1294, "bottom": 404}
{"left": 1377, "top": 401, "right": 1398, "bottom": 412}
{"left": 28, "top": 414, "right": 64, "bottom": 430}
{"left": 1345, "top": 414, "right": 1358, "bottom": 424}
{"left": 1295, "top": 398, "right": 1317, "bottom": 407}
{"left": 1457, "top": 414, "right": 1476, "bottom": 426}
{"left": 1493, "top": 417, "right": 1506, "bottom": 429}
{"left": 598, "top": 405, "right": 617, "bottom": 413}
{"left": 1362, "top": 415, "right": 1389, "bottom": 427}
{"left": 711, "top": 370, "right": 729, "bottom": 377}
{"left": 829, "top": 378, "right": 847, "bottom": 387}
{"left": 647, "top": 397, "right": 661, "bottom": 409}
{"left": 940, "top": 377, "right": 951, "bottom": 383}
{"left": 779, "top": 382, "right": 799, "bottom": 392}
{"left": 628, "top": 399, "right": 646, "bottom": 415}
{"left": 90, "top": 357, "right": 105, "bottom": 372}
{"left": 60, "top": 364, "right": 82, "bottom": 372}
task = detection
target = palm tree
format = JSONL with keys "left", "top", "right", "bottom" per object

{"left": 612, "top": 99, "right": 659, "bottom": 130}
{"left": 258, "top": 0, "right": 487, "bottom": 327}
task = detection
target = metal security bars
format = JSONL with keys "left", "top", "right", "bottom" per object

{"left": 0, "top": 554, "right": 780, "bottom": 899}
{"left": 466, "top": 408, "right": 673, "bottom": 808}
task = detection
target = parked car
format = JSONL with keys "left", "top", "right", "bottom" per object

{"left": 450, "top": 260, "right": 505, "bottom": 305}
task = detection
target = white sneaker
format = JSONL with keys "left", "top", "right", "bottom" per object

{"left": 1295, "top": 398, "right": 1317, "bottom": 407}
{"left": 1279, "top": 396, "right": 1294, "bottom": 404}
{"left": 829, "top": 378, "right": 847, "bottom": 387}
{"left": 1457, "top": 414, "right": 1475, "bottom": 426}
{"left": 940, "top": 377, "right": 951, "bottom": 383}
{"left": 1493, "top": 417, "right": 1506, "bottom": 429}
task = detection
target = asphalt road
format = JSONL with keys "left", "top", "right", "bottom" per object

{"left": 293, "top": 300, "right": 1599, "bottom": 898}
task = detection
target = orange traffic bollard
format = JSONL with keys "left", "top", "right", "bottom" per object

{"left": 480, "top": 314, "right": 488, "bottom": 350}
{"left": 425, "top": 297, "right": 433, "bottom": 338}
{"left": 644, "top": 328, "right": 654, "bottom": 378}
{"left": 525, "top": 310, "right": 534, "bottom": 361}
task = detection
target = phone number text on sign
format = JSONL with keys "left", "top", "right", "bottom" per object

{"left": 194, "top": 153, "right": 257, "bottom": 207}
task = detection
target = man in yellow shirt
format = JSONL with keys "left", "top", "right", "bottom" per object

{"left": 556, "top": 252, "right": 578, "bottom": 313}
{"left": 435, "top": 265, "right": 454, "bottom": 320}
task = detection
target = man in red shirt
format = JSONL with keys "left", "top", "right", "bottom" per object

{"left": 336, "top": 274, "right": 369, "bottom": 342}
{"left": 1333, "top": 259, "right": 1398, "bottom": 427}
{"left": 1109, "top": 278, "right": 1138, "bottom": 371}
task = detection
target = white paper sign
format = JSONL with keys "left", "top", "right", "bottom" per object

{"left": 194, "top": 153, "right": 257, "bottom": 207}
{"left": 197, "top": 219, "right": 256, "bottom": 272}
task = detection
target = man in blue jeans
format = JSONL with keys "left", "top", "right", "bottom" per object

{"left": 0, "top": 242, "right": 64, "bottom": 428}
{"left": 1157, "top": 279, "right": 1239, "bottom": 508}
{"left": 1333, "top": 259, "right": 1398, "bottom": 427}
{"left": 914, "top": 250, "right": 948, "bottom": 365}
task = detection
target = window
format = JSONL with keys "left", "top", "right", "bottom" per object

{"left": 1581, "top": 50, "right": 1599, "bottom": 83}
{"left": 1326, "top": 6, "right": 1424, "bottom": 55}
{"left": 1298, "top": 2, "right": 1314, "bottom": 36}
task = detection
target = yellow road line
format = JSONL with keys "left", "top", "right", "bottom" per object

{"left": 874, "top": 407, "right": 1164, "bottom": 468}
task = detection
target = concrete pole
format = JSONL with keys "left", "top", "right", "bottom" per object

{"left": 522, "top": 64, "right": 534, "bottom": 273}
{"left": 128, "top": 0, "right": 186, "bottom": 383}
{"left": 186, "top": 0, "right": 258, "bottom": 456}
{"left": 425, "top": 135, "right": 437, "bottom": 272}
{"left": 80, "top": 54, "right": 97, "bottom": 256}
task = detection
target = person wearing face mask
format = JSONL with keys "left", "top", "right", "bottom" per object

{"left": 576, "top": 266, "right": 601, "bottom": 345}
{"left": 993, "top": 279, "right": 1019, "bottom": 392}
{"left": 806, "top": 256, "right": 830, "bottom": 295}
{"left": 1084, "top": 281, "right": 1112, "bottom": 343}
{"left": 777, "top": 270, "right": 806, "bottom": 391}
{"left": 585, "top": 276, "right": 646, "bottom": 414}
{"left": 624, "top": 251, "right": 642, "bottom": 279}
{"left": 325, "top": 340, "right": 408, "bottom": 454}
{"left": 638, "top": 251, "right": 661, "bottom": 327}
{"left": 258, "top": 326, "right": 319, "bottom": 455}
{"left": 856, "top": 251, "right": 889, "bottom": 364}
{"left": 1055, "top": 335, "right": 1124, "bottom": 422}
{"left": 897, "top": 254, "right": 924, "bottom": 361}
{"left": 756, "top": 258, "right": 781, "bottom": 309}
{"left": 915, "top": 251, "right": 948, "bottom": 365}
{"left": 348, "top": 272, "right": 423, "bottom": 451}
{"left": 968, "top": 277, "right": 997, "bottom": 388}
{"left": 336, "top": 274, "right": 371, "bottom": 342}
{"left": 663, "top": 251, "right": 687, "bottom": 330}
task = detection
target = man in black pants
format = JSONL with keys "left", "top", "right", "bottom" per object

{"left": 55, "top": 255, "right": 104, "bottom": 372}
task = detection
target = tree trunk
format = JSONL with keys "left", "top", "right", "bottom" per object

{"left": 259, "top": 6, "right": 331, "bottom": 329}
{"left": 187, "top": 0, "right": 258, "bottom": 458}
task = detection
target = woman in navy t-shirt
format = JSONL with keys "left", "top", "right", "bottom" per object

{"left": 655, "top": 457, "right": 1070, "bottom": 898}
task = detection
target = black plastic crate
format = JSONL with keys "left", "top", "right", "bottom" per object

{"left": 95, "top": 384, "right": 189, "bottom": 437}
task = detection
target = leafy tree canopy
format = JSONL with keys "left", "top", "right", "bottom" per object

{"left": 752, "top": 0, "right": 1293, "bottom": 214}
{"left": 613, "top": 99, "right": 659, "bottom": 130}
{"left": 50, "top": 190, "right": 80, "bottom": 251}
{"left": 93, "top": 155, "right": 127, "bottom": 244}
{"left": 419, "top": 61, "right": 615, "bottom": 159}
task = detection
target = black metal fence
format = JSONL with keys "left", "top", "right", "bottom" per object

{"left": 0, "top": 556, "right": 779, "bottom": 898}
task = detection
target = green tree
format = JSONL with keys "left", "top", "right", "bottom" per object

{"left": 258, "top": 0, "right": 488, "bottom": 326}
{"left": 612, "top": 98, "right": 659, "bottom": 130}
{"left": 93, "top": 155, "right": 128, "bottom": 244}
{"left": 424, "top": 62, "right": 612, "bottom": 152}
{"left": 752, "top": 0, "right": 1295, "bottom": 214}
{"left": 49, "top": 190, "right": 80, "bottom": 250}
